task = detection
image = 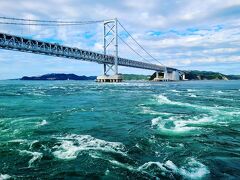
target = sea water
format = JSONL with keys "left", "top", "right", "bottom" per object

{"left": 0, "top": 80, "right": 239, "bottom": 179}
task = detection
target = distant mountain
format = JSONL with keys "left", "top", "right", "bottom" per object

{"left": 226, "top": 75, "right": 240, "bottom": 80}
{"left": 20, "top": 73, "right": 97, "bottom": 80}
{"left": 184, "top": 71, "right": 240, "bottom": 80}
{"left": 20, "top": 73, "right": 150, "bottom": 81}
{"left": 121, "top": 74, "right": 150, "bottom": 80}
{"left": 184, "top": 71, "right": 229, "bottom": 80}
{"left": 19, "top": 72, "right": 240, "bottom": 81}
{"left": 150, "top": 70, "right": 240, "bottom": 80}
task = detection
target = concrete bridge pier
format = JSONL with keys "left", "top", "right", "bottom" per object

{"left": 96, "top": 74, "right": 122, "bottom": 82}
{"left": 163, "top": 68, "right": 169, "bottom": 81}
{"left": 172, "top": 70, "right": 180, "bottom": 81}
{"left": 153, "top": 69, "right": 183, "bottom": 81}
{"left": 179, "top": 72, "right": 186, "bottom": 80}
{"left": 153, "top": 71, "right": 162, "bottom": 81}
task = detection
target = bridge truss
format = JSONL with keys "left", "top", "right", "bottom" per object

{"left": 0, "top": 32, "right": 176, "bottom": 72}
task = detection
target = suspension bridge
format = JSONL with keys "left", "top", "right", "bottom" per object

{"left": 0, "top": 17, "right": 185, "bottom": 82}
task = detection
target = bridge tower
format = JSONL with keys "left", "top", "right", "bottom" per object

{"left": 97, "top": 18, "right": 122, "bottom": 82}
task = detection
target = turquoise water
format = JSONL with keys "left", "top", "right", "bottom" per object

{"left": 0, "top": 80, "right": 240, "bottom": 179}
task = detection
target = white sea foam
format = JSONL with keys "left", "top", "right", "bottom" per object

{"left": 29, "top": 140, "right": 39, "bottom": 149}
{"left": 37, "top": 120, "right": 48, "bottom": 126}
{"left": 105, "top": 169, "right": 110, "bottom": 175}
{"left": 187, "top": 89, "right": 197, "bottom": 92}
{"left": 189, "top": 93, "right": 197, "bottom": 97}
{"left": 138, "top": 161, "right": 171, "bottom": 172}
{"left": 151, "top": 114, "right": 216, "bottom": 136}
{"left": 156, "top": 94, "right": 232, "bottom": 119}
{"left": 50, "top": 86, "right": 66, "bottom": 90}
{"left": 52, "top": 134, "right": 126, "bottom": 160}
{"left": 179, "top": 158, "right": 210, "bottom": 179}
{"left": 225, "top": 111, "right": 240, "bottom": 116}
{"left": 88, "top": 150, "right": 209, "bottom": 179}
{"left": 157, "top": 94, "right": 183, "bottom": 106}
{"left": 141, "top": 106, "right": 171, "bottom": 116}
{"left": 157, "top": 95, "right": 173, "bottom": 104}
{"left": 142, "top": 106, "right": 158, "bottom": 115}
{"left": 170, "top": 89, "right": 180, "bottom": 93}
{"left": 138, "top": 158, "right": 210, "bottom": 179}
{"left": 188, "top": 116, "right": 214, "bottom": 125}
{"left": 151, "top": 116, "right": 197, "bottom": 135}
{"left": 0, "top": 174, "right": 11, "bottom": 180}
{"left": 157, "top": 95, "right": 192, "bottom": 107}
{"left": 151, "top": 117, "right": 161, "bottom": 126}
{"left": 109, "top": 160, "right": 135, "bottom": 171}
{"left": 19, "top": 150, "right": 43, "bottom": 167}
{"left": 8, "top": 139, "right": 28, "bottom": 143}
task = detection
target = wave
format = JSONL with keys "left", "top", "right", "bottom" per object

{"left": 151, "top": 117, "right": 197, "bottom": 135}
{"left": 157, "top": 95, "right": 193, "bottom": 107}
{"left": 29, "top": 140, "right": 39, "bottom": 150}
{"left": 138, "top": 158, "right": 210, "bottom": 179}
{"left": 156, "top": 94, "right": 239, "bottom": 118}
{"left": 187, "top": 89, "right": 197, "bottom": 92}
{"left": 157, "top": 93, "right": 238, "bottom": 110}
{"left": 157, "top": 95, "right": 174, "bottom": 104}
{"left": 0, "top": 174, "right": 11, "bottom": 180}
{"left": 187, "top": 116, "right": 214, "bottom": 125}
{"left": 188, "top": 93, "right": 197, "bottom": 97}
{"left": 7, "top": 117, "right": 43, "bottom": 125}
{"left": 170, "top": 89, "right": 180, "bottom": 92}
{"left": 8, "top": 139, "right": 28, "bottom": 143}
{"left": 151, "top": 115, "right": 216, "bottom": 136}
{"left": 37, "top": 120, "right": 48, "bottom": 126}
{"left": 156, "top": 94, "right": 206, "bottom": 108}
{"left": 141, "top": 106, "right": 172, "bottom": 115}
{"left": 19, "top": 150, "right": 43, "bottom": 167}
{"left": 98, "top": 155, "right": 210, "bottom": 179}
{"left": 52, "top": 134, "right": 126, "bottom": 160}
{"left": 50, "top": 86, "right": 67, "bottom": 90}
{"left": 178, "top": 158, "right": 210, "bottom": 179}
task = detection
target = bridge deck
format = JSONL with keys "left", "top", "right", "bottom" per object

{"left": 0, "top": 33, "right": 176, "bottom": 72}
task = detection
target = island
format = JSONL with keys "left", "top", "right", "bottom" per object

{"left": 20, "top": 73, "right": 150, "bottom": 81}
{"left": 19, "top": 71, "right": 240, "bottom": 81}
{"left": 150, "top": 70, "right": 240, "bottom": 81}
{"left": 20, "top": 73, "right": 96, "bottom": 80}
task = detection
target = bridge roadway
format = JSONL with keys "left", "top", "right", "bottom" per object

{"left": 0, "top": 33, "right": 177, "bottom": 72}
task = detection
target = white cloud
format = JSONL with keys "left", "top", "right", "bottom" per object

{"left": 0, "top": 0, "right": 239, "bottom": 79}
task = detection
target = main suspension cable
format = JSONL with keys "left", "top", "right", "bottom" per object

{"left": 118, "top": 20, "right": 164, "bottom": 66}
{"left": 0, "top": 16, "right": 104, "bottom": 24}
{"left": 105, "top": 23, "right": 152, "bottom": 64}
{"left": 118, "top": 35, "right": 152, "bottom": 64}
{"left": 0, "top": 22, "right": 102, "bottom": 26}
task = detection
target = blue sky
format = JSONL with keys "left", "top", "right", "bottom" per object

{"left": 0, "top": 0, "right": 240, "bottom": 79}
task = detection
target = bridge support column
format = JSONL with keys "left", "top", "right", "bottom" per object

{"left": 163, "top": 67, "right": 169, "bottom": 81}
{"left": 96, "top": 74, "right": 122, "bottom": 83}
{"left": 171, "top": 70, "right": 180, "bottom": 81}
{"left": 182, "top": 73, "right": 186, "bottom": 80}
{"left": 114, "top": 18, "right": 118, "bottom": 75}
{"left": 103, "top": 64, "right": 107, "bottom": 75}
{"left": 179, "top": 72, "right": 187, "bottom": 80}
{"left": 97, "top": 18, "right": 122, "bottom": 83}
{"left": 153, "top": 71, "right": 162, "bottom": 81}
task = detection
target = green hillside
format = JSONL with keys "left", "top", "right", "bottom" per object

{"left": 121, "top": 74, "right": 150, "bottom": 80}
